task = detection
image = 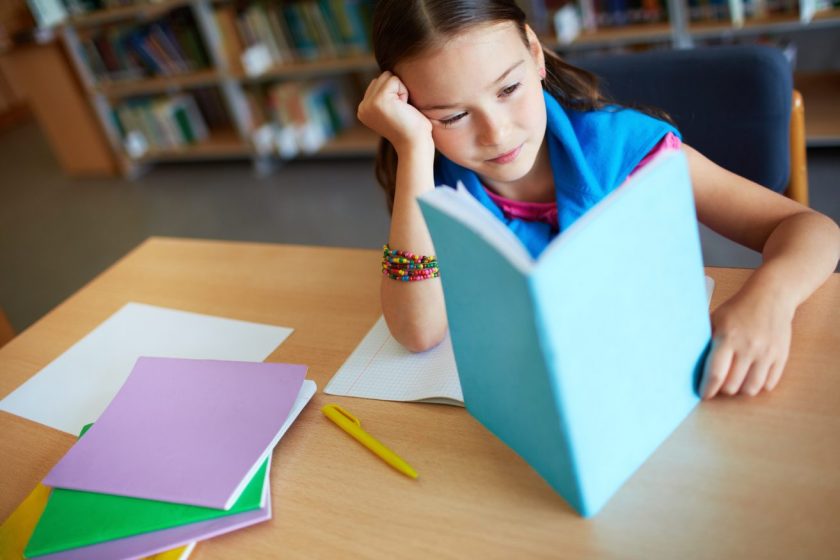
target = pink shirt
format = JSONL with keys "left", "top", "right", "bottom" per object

{"left": 484, "top": 132, "right": 682, "bottom": 230}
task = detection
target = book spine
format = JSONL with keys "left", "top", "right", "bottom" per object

{"left": 150, "top": 24, "right": 190, "bottom": 73}
{"left": 282, "top": 4, "right": 320, "bottom": 59}
{"left": 248, "top": 5, "right": 283, "bottom": 64}
{"left": 181, "top": 94, "right": 210, "bottom": 140}
{"left": 192, "top": 87, "right": 232, "bottom": 130}
{"left": 172, "top": 103, "right": 196, "bottom": 144}
{"left": 214, "top": 6, "right": 245, "bottom": 71}
{"left": 235, "top": 8, "right": 258, "bottom": 49}
{"left": 302, "top": 2, "right": 337, "bottom": 58}
{"left": 266, "top": 5, "right": 295, "bottom": 63}
{"left": 317, "top": 0, "right": 346, "bottom": 52}
{"left": 151, "top": 98, "right": 180, "bottom": 147}
{"left": 81, "top": 39, "right": 109, "bottom": 79}
{"left": 143, "top": 33, "right": 175, "bottom": 75}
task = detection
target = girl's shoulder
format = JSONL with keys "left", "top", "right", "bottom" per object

{"left": 565, "top": 104, "right": 675, "bottom": 136}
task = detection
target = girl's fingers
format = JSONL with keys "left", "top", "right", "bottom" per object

{"left": 721, "top": 352, "right": 751, "bottom": 396}
{"left": 364, "top": 72, "right": 394, "bottom": 97}
{"left": 393, "top": 78, "right": 409, "bottom": 102}
{"left": 700, "top": 339, "right": 733, "bottom": 399}
{"left": 379, "top": 73, "right": 408, "bottom": 100}
{"left": 765, "top": 356, "right": 787, "bottom": 391}
{"left": 364, "top": 73, "right": 409, "bottom": 107}
{"left": 740, "top": 357, "right": 773, "bottom": 396}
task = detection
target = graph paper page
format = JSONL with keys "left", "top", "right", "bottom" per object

{"left": 325, "top": 316, "right": 463, "bottom": 406}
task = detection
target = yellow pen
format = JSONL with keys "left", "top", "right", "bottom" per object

{"left": 321, "top": 404, "right": 419, "bottom": 479}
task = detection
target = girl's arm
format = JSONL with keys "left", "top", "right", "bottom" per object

{"left": 358, "top": 73, "right": 448, "bottom": 352}
{"left": 382, "top": 144, "right": 448, "bottom": 352}
{"left": 684, "top": 144, "right": 840, "bottom": 398}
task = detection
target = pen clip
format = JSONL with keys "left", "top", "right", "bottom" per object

{"left": 323, "top": 404, "right": 361, "bottom": 427}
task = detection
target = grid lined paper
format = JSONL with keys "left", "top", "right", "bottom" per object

{"left": 325, "top": 316, "right": 463, "bottom": 406}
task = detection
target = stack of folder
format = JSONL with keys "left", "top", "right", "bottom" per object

{"left": 1, "top": 357, "right": 316, "bottom": 559}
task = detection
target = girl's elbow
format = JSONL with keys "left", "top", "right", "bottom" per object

{"left": 396, "top": 325, "right": 447, "bottom": 353}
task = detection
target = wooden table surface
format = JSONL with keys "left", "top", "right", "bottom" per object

{"left": 1, "top": 237, "right": 838, "bottom": 559}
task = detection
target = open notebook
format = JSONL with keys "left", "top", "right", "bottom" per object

{"left": 325, "top": 276, "right": 714, "bottom": 407}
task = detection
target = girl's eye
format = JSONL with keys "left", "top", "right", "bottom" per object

{"left": 440, "top": 113, "right": 467, "bottom": 127}
{"left": 500, "top": 83, "right": 521, "bottom": 97}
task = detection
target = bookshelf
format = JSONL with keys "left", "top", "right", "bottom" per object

{"left": 549, "top": 2, "right": 840, "bottom": 51}
{"left": 67, "top": 0, "right": 191, "bottom": 28}
{"left": 138, "top": 127, "right": 248, "bottom": 161}
{"left": 546, "top": 0, "right": 840, "bottom": 146}
{"left": 93, "top": 68, "right": 223, "bottom": 97}
{"left": 27, "top": 0, "right": 840, "bottom": 176}
{"left": 48, "top": 0, "right": 378, "bottom": 177}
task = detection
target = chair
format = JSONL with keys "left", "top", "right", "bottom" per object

{"left": 573, "top": 45, "right": 809, "bottom": 206}
{"left": 0, "top": 307, "right": 14, "bottom": 348}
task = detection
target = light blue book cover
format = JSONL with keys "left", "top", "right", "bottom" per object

{"left": 417, "top": 152, "right": 711, "bottom": 517}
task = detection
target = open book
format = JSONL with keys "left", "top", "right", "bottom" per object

{"left": 417, "top": 151, "right": 712, "bottom": 517}
{"left": 324, "top": 275, "right": 713, "bottom": 407}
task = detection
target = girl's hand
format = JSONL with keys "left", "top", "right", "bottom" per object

{"left": 357, "top": 71, "right": 434, "bottom": 156}
{"left": 700, "top": 290, "right": 795, "bottom": 399}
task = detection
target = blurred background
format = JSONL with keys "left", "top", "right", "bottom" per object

{"left": 0, "top": 0, "right": 838, "bottom": 333}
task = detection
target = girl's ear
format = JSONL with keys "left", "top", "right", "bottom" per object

{"left": 523, "top": 24, "right": 545, "bottom": 74}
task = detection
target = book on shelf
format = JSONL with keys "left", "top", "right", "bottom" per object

{"left": 248, "top": 77, "right": 355, "bottom": 157}
{"left": 80, "top": 7, "right": 211, "bottom": 82}
{"left": 114, "top": 92, "right": 210, "bottom": 155}
{"left": 565, "top": 0, "right": 669, "bottom": 33}
{"left": 213, "top": 4, "right": 246, "bottom": 72}
{"left": 192, "top": 86, "right": 232, "bottom": 129}
{"left": 26, "top": 0, "right": 69, "bottom": 28}
{"left": 800, "top": 0, "right": 834, "bottom": 21}
{"left": 221, "top": 0, "right": 373, "bottom": 75}
{"left": 280, "top": 2, "right": 320, "bottom": 60}
{"left": 416, "top": 151, "right": 711, "bottom": 516}
{"left": 243, "top": 3, "right": 294, "bottom": 66}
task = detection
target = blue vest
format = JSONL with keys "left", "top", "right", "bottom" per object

{"left": 434, "top": 90, "right": 680, "bottom": 258}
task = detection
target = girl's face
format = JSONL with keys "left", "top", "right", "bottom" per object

{"left": 396, "top": 22, "right": 547, "bottom": 192}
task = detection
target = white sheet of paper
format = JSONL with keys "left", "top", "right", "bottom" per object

{"left": 325, "top": 277, "right": 716, "bottom": 407}
{"left": 705, "top": 275, "right": 715, "bottom": 306}
{"left": 324, "top": 316, "right": 463, "bottom": 406}
{"left": 0, "top": 302, "right": 294, "bottom": 435}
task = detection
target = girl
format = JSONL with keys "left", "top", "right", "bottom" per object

{"left": 357, "top": 0, "right": 840, "bottom": 399}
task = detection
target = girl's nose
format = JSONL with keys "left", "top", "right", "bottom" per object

{"left": 477, "top": 113, "right": 507, "bottom": 147}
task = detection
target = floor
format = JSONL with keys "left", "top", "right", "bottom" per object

{"left": 1, "top": 121, "right": 838, "bottom": 333}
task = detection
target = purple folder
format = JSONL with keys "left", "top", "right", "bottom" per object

{"left": 33, "top": 461, "right": 272, "bottom": 560}
{"left": 43, "top": 358, "right": 306, "bottom": 509}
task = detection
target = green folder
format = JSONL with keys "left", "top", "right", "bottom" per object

{"left": 25, "top": 425, "right": 269, "bottom": 557}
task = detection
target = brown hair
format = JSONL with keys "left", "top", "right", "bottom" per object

{"left": 371, "top": 0, "right": 669, "bottom": 211}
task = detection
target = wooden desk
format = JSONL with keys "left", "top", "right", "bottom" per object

{"left": 1, "top": 237, "right": 838, "bottom": 559}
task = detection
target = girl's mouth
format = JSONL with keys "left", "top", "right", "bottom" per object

{"left": 487, "top": 143, "right": 523, "bottom": 164}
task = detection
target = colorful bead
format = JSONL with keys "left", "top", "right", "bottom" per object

{"left": 382, "top": 244, "right": 440, "bottom": 282}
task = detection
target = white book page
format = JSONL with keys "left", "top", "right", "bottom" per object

{"left": 0, "top": 302, "right": 294, "bottom": 435}
{"left": 324, "top": 316, "right": 463, "bottom": 406}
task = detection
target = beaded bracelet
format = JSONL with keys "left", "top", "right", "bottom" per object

{"left": 382, "top": 244, "right": 440, "bottom": 282}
